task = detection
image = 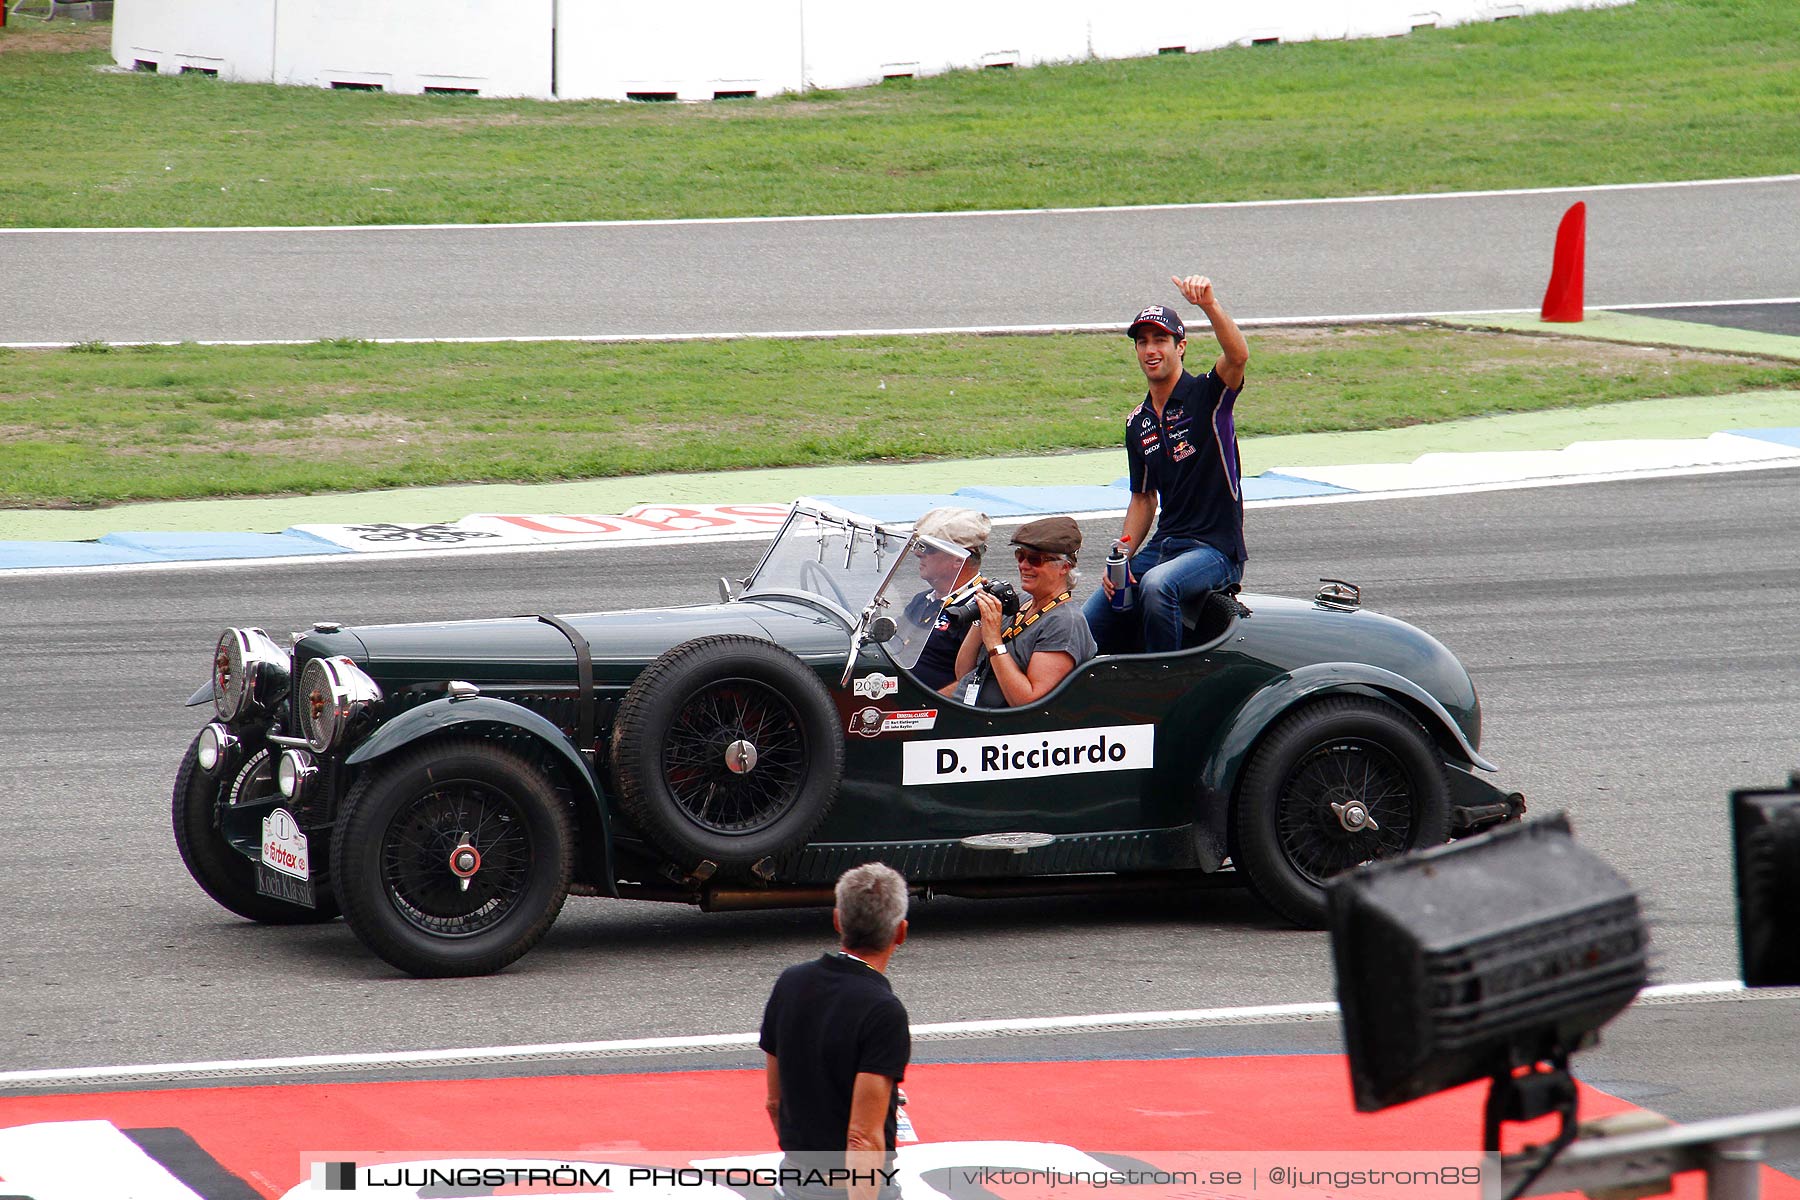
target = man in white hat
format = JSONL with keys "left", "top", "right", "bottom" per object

{"left": 901, "top": 507, "right": 990, "bottom": 690}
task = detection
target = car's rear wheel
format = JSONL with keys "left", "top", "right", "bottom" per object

{"left": 1235, "top": 696, "right": 1450, "bottom": 928}
{"left": 611, "top": 635, "right": 842, "bottom": 871}
{"left": 332, "top": 738, "right": 573, "bottom": 977}
{"left": 172, "top": 730, "right": 341, "bottom": 924}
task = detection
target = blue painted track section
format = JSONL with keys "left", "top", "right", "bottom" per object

{"left": 100, "top": 530, "right": 352, "bottom": 560}
{"left": 1, "top": 531, "right": 350, "bottom": 570}
{"left": 815, "top": 476, "right": 1348, "bottom": 524}
{"left": 1735, "top": 428, "right": 1800, "bottom": 449}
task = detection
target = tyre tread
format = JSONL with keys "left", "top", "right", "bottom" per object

{"left": 331, "top": 736, "right": 573, "bottom": 977}
{"left": 1234, "top": 695, "right": 1451, "bottom": 928}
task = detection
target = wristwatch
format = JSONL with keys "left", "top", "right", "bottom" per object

{"left": 990, "top": 643, "right": 1009, "bottom": 657}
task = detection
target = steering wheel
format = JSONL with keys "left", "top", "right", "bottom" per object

{"left": 797, "top": 560, "right": 850, "bottom": 610}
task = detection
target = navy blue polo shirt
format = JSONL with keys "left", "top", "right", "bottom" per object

{"left": 1125, "top": 367, "right": 1246, "bottom": 563}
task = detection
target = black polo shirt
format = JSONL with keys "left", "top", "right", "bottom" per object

{"left": 902, "top": 587, "right": 962, "bottom": 691}
{"left": 760, "top": 953, "right": 910, "bottom": 1172}
{"left": 1125, "top": 367, "right": 1247, "bottom": 563}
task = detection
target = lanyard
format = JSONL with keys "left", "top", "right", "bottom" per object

{"left": 1003, "top": 591, "right": 1072, "bottom": 643}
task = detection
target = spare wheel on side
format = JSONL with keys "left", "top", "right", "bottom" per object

{"left": 610, "top": 635, "right": 844, "bottom": 870}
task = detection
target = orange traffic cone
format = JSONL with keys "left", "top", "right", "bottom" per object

{"left": 1540, "top": 201, "right": 1586, "bottom": 322}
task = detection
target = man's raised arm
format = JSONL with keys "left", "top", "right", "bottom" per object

{"left": 1173, "top": 273, "right": 1248, "bottom": 390}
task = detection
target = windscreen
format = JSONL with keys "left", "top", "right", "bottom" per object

{"left": 744, "top": 509, "right": 967, "bottom": 673}
{"left": 871, "top": 532, "right": 970, "bottom": 673}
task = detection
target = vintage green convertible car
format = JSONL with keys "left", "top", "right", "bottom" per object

{"left": 175, "top": 502, "right": 1523, "bottom": 977}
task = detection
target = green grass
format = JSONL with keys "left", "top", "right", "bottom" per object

{"left": 0, "top": 0, "right": 1795, "bottom": 226}
{"left": 3, "top": 327, "right": 1796, "bottom": 507}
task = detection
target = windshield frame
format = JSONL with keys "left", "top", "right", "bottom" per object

{"left": 740, "top": 503, "right": 968, "bottom": 678}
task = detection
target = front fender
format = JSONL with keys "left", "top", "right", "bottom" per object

{"left": 187, "top": 679, "right": 218, "bottom": 707}
{"left": 345, "top": 695, "right": 617, "bottom": 895}
{"left": 1192, "top": 662, "right": 1495, "bottom": 868}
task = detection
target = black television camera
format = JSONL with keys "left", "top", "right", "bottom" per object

{"left": 941, "top": 578, "right": 1021, "bottom": 630}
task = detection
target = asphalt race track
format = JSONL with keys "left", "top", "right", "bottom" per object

{"left": 1626, "top": 301, "right": 1800, "bottom": 337}
{"left": 4, "top": 468, "right": 1798, "bottom": 1128}
{"left": 2, "top": 177, "right": 1797, "bottom": 344}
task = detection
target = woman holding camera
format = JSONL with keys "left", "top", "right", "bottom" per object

{"left": 945, "top": 516, "right": 1098, "bottom": 708}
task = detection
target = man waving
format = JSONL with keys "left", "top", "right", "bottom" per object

{"left": 1085, "top": 273, "right": 1250, "bottom": 654}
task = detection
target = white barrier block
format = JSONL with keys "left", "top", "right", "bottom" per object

{"left": 556, "top": 0, "right": 802, "bottom": 101}
{"left": 1345, "top": 3, "right": 1445, "bottom": 38}
{"left": 112, "top": 0, "right": 1638, "bottom": 102}
{"left": 273, "top": 0, "right": 552, "bottom": 98}
{"left": 112, "top": 0, "right": 277, "bottom": 81}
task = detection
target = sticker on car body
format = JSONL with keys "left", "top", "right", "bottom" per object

{"left": 850, "top": 707, "right": 938, "bottom": 737}
{"left": 261, "top": 808, "right": 310, "bottom": 880}
{"left": 257, "top": 807, "right": 317, "bottom": 907}
{"left": 902, "top": 724, "right": 1155, "bottom": 784}
{"left": 852, "top": 673, "right": 900, "bottom": 699}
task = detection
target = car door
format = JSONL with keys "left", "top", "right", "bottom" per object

{"left": 822, "top": 645, "right": 1253, "bottom": 875}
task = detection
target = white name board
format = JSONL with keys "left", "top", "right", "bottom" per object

{"left": 902, "top": 724, "right": 1154, "bottom": 785}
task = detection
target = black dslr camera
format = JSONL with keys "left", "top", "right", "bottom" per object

{"left": 941, "top": 578, "right": 1021, "bottom": 629}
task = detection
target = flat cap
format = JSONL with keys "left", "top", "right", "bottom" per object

{"left": 913, "top": 506, "right": 991, "bottom": 554}
{"left": 1009, "top": 515, "right": 1082, "bottom": 559}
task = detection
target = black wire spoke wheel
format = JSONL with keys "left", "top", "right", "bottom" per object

{"left": 333, "top": 738, "right": 573, "bottom": 977}
{"left": 612, "top": 635, "right": 844, "bottom": 870}
{"left": 1236, "top": 697, "right": 1450, "bottom": 928}
{"left": 663, "top": 678, "right": 807, "bottom": 835}
{"left": 380, "top": 781, "right": 533, "bottom": 937}
{"left": 1275, "top": 737, "right": 1417, "bottom": 886}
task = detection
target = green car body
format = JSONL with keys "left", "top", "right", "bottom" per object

{"left": 175, "top": 504, "right": 1522, "bottom": 977}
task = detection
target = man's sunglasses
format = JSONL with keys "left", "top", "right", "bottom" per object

{"left": 1013, "top": 548, "right": 1065, "bottom": 567}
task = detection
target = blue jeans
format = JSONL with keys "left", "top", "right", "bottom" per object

{"left": 1082, "top": 536, "right": 1244, "bottom": 654}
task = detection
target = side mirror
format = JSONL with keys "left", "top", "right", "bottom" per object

{"left": 718, "top": 577, "right": 736, "bottom": 603}
{"left": 866, "top": 616, "right": 897, "bottom": 644}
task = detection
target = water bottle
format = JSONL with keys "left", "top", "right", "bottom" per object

{"left": 1106, "top": 537, "right": 1137, "bottom": 612}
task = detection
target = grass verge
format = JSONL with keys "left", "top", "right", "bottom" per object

{"left": 4, "top": 326, "right": 1798, "bottom": 508}
{"left": 1, "top": 0, "right": 1795, "bottom": 226}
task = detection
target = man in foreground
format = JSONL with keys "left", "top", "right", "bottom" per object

{"left": 761, "top": 863, "right": 911, "bottom": 1200}
{"left": 1085, "top": 273, "right": 1251, "bottom": 654}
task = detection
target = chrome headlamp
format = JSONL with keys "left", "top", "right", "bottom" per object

{"left": 277, "top": 748, "right": 317, "bottom": 798}
{"left": 196, "top": 722, "right": 239, "bottom": 772}
{"left": 295, "top": 655, "right": 383, "bottom": 752}
{"left": 212, "top": 628, "right": 291, "bottom": 721}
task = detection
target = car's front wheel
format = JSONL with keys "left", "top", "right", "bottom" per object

{"left": 1234, "top": 696, "right": 1450, "bottom": 928}
{"left": 172, "top": 730, "right": 341, "bottom": 924}
{"left": 332, "top": 738, "right": 574, "bottom": 977}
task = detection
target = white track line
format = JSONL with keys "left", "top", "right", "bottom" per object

{"left": 0, "top": 981, "right": 1784, "bottom": 1089}
{"left": 6, "top": 298, "right": 1799, "bottom": 350}
{"left": 3, "top": 174, "right": 1796, "bottom": 236}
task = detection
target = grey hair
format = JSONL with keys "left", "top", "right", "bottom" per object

{"left": 835, "top": 862, "right": 909, "bottom": 952}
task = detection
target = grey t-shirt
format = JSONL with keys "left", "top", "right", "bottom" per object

{"left": 954, "top": 597, "right": 1097, "bottom": 708}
